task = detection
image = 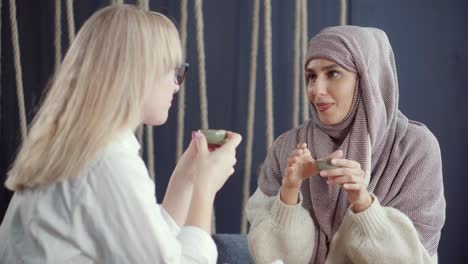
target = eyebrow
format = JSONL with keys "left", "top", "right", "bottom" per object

{"left": 306, "top": 63, "right": 341, "bottom": 72}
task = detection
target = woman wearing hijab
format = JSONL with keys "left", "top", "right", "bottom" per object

{"left": 246, "top": 26, "right": 445, "bottom": 263}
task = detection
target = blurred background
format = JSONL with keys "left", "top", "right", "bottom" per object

{"left": 1, "top": 0, "right": 467, "bottom": 262}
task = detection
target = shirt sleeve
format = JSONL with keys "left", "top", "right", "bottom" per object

{"left": 71, "top": 152, "right": 217, "bottom": 264}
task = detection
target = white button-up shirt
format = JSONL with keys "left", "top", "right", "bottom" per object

{"left": 0, "top": 130, "right": 217, "bottom": 263}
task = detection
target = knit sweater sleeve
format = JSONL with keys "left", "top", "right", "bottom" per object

{"left": 325, "top": 196, "right": 437, "bottom": 264}
{"left": 246, "top": 130, "right": 316, "bottom": 264}
{"left": 246, "top": 188, "right": 316, "bottom": 264}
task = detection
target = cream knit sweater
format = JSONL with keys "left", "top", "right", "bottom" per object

{"left": 246, "top": 188, "right": 438, "bottom": 264}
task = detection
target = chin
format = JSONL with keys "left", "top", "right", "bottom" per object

{"left": 319, "top": 115, "right": 338, "bottom": 126}
{"left": 320, "top": 116, "right": 347, "bottom": 126}
{"left": 153, "top": 118, "right": 168, "bottom": 126}
{"left": 143, "top": 114, "right": 168, "bottom": 126}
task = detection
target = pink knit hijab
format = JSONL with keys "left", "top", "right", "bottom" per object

{"left": 258, "top": 26, "right": 445, "bottom": 263}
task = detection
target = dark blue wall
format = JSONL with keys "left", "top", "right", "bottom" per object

{"left": 1, "top": 0, "right": 466, "bottom": 262}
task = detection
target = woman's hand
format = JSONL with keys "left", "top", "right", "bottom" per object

{"left": 185, "top": 131, "right": 242, "bottom": 233}
{"left": 320, "top": 158, "right": 373, "bottom": 213}
{"left": 280, "top": 144, "right": 342, "bottom": 205}
{"left": 282, "top": 143, "right": 316, "bottom": 190}
{"left": 170, "top": 131, "right": 202, "bottom": 185}
{"left": 192, "top": 130, "right": 242, "bottom": 195}
{"left": 162, "top": 131, "right": 205, "bottom": 226}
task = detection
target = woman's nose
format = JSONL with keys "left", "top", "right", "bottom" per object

{"left": 312, "top": 78, "right": 327, "bottom": 96}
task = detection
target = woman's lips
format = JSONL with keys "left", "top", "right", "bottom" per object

{"left": 317, "top": 103, "right": 334, "bottom": 112}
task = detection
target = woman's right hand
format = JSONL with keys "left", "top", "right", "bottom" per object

{"left": 282, "top": 143, "right": 316, "bottom": 190}
{"left": 192, "top": 130, "right": 242, "bottom": 195}
{"left": 280, "top": 145, "right": 343, "bottom": 205}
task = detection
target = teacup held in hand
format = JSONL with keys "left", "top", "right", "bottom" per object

{"left": 199, "top": 129, "right": 227, "bottom": 148}
{"left": 315, "top": 159, "right": 338, "bottom": 172}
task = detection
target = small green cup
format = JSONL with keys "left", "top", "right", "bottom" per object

{"left": 315, "top": 159, "right": 338, "bottom": 172}
{"left": 199, "top": 129, "right": 227, "bottom": 147}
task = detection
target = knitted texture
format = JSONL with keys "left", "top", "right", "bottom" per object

{"left": 257, "top": 26, "right": 445, "bottom": 263}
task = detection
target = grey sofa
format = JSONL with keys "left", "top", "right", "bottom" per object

{"left": 212, "top": 234, "right": 254, "bottom": 264}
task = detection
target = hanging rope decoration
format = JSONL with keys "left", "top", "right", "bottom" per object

{"left": 292, "top": 0, "right": 301, "bottom": 128}
{"left": 145, "top": 125, "right": 155, "bottom": 180}
{"left": 194, "top": 0, "right": 209, "bottom": 131}
{"left": 55, "top": 0, "right": 62, "bottom": 70}
{"left": 145, "top": 120, "right": 155, "bottom": 180}
{"left": 137, "top": 0, "right": 149, "bottom": 10}
{"left": 176, "top": 0, "right": 188, "bottom": 161}
{"left": 240, "top": 0, "right": 260, "bottom": 235}
{"left": 65, "top": 0, "right": 75, "bottom": 42}
{"left": 301, "top": 0, "right": 309, "bottom": 122}
{"left": 340, "top": 0, "right": 347, "bottom": 26}
{"left": 9, "top": 0, "right": 28, "bottom": 142}
{"left": 137, "top": 125, "right": 144, "bottom": 154}
{"left": 194, "top": 0, "right": 215, "bottom": 233}
{"left": 264, "top": 0, "right": 274, "bottom": 149}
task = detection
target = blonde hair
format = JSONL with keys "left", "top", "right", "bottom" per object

{"left": 5, "top": 5, "right": 182, "bottom": 191}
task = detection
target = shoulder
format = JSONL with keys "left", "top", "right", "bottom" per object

{"left": 395, "top": 120, "right": 442, "bottom": 175}
{"left": 403, "top": 120, "right": 440, "bottom": 155}
{"left": 76, "top": 135, "right": 152, "bottom": 202}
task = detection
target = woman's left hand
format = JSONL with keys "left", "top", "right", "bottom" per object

{"left": 319, "top": 158, "right": 373, "bottom": 213}
{"left": 171, "top": 131, "right": 202, "bottom": 184}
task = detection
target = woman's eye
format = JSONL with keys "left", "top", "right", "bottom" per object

{"left": 306, "top": 73, "right": 317, "bottom": 81}
{"left": 328, "top": 71, "right": 340, "bottom": 78}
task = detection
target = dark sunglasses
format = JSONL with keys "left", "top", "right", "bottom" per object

{"left": 174, "top": 62, "right": 189, "bottom": 85}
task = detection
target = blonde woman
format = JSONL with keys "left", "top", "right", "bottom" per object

{"left": 0, "top": 5, "right": 241, "bottom": 263}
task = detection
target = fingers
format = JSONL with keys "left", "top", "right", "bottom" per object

{"left": 185, "top": 131, "right": 198, "bottom": 153}
{"left": 195, "top": 131, "right": 209, "bottom": 155}
{"left": 285, "top": 166, "right": 295, "bottom": 177}
{"left": 326, "top": 174, "right": 364, "bottom": 186}
{"left": 326, "top": 149, "right": 343, "bottom": 160}
{"left": 320, "top": 166, "right": 364, "bottom": 178}
{"left": 330, "top": 158, "right": 360, "bottom": 169}
{"left": 216, "top": 131, "right": 240, "bottom": 175}
{"left": 296, "top": 143, "right": 307, "bottom": 149}
{"left": 343, "top": 183, "right": 363, "bottom": 191}
{"left": 287, "top": 148, "right": 308, "bottom": 165}
{"left": 221, "top": 131, "right": 242, "bottom": 150}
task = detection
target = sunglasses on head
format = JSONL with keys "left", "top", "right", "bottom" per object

{"left": 174, "top": 62, "right": 189, "bottom": 85}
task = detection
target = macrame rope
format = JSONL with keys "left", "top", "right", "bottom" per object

{"left": 137, "top": 0, "right": 149, "bottom": 10}
{"left": 301, "top": 0, "right": 309, "bottom": 122}
{"left": 54, "top": 0, "right": 61, "bottom": 70}
{"left": 240, "top": 0, "right": 260, "bottom": 235}
{"left": 146, "top": 125, "right": 155, "bottom": 180}
{"left": 195, "top": 0, "right": 209, "bottom": 131}
{"left": 137, "top": 125, "right": 144, "bottom": 155}
{"left": 65, "top": 0, "right": 75, "bottom": 42}
{"left": 264, "top": 0, "right": 274, "bottom": 149}
{"left": 9, "top": 0, "right": 27, "bottom": 141}
{"left": 194, "top": 0, "right": 215, "bottom": 233}
{"left": 340, "top": 0, "right": 347, "bottom": 26}
{"left": 176, "top": 0, "right": 188, "bottom": 161}
{"left": 292, "top": 0, "right": 301, "bottom": 128}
